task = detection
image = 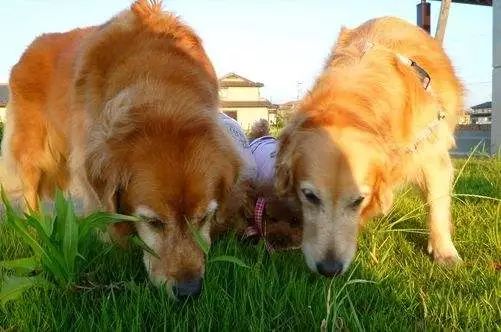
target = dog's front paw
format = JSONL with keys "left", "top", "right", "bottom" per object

{"left": 427, "top": 238, "right": 462, "bottom": 265}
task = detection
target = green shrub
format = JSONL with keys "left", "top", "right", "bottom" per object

{"left": 0, "top": 190, "right": 139, "bottom": 305}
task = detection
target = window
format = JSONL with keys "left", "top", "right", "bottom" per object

{"left": 224, "top": 111, "right": 237, "bottom": 120}
{"left": 219, "top": 88, "right": 228, "bottom": 99}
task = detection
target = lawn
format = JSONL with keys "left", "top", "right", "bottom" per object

{"left": 0, "top": 157, "right": 499, "bottom": 331}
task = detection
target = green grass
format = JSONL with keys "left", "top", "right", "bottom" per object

{"left": 0, "top": 158, "right": 500, "bottom": 331}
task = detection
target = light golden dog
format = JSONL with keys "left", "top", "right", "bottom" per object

{"left": 3, "top": 0, "right": 243, "bottom": 297}
{"left": 276, "top": 17, "right": 463, "bottom": 277}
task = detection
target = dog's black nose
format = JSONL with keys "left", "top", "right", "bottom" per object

{"left": 173, "top": 278, "right": 203, "bottom": 299}
{"left": 316, "top": 260, "right": 344, "bottom": 277}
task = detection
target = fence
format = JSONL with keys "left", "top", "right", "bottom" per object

{"left": 452, "top": 124, "right": 491, "bottom": 156}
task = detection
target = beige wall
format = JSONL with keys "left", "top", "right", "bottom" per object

{"left": 220, "top": 86, "right": 261, "bottom": 101}
{"left": 0, "top": 107, "right": 6, "bottom": 123}
{"left": 222, "top": 107, "right": 272, "bottom": 131}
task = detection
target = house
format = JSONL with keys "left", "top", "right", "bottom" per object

{"left": 277, "top": 100, "right": 299, "bottom": 117}
{"left": 468, "top": 101, "right": 492, "bottom": 124}
{"left": 455, "top": 101, "right": 492, "bottom": 155}
{"left": 219, "top": 73, "right": 277, "bottom": 130}
{"left": 458, "top": 110, "right": 472, "bottom": 125}
{"left": 0, "top": 84, "right": 8, "bottom": 122}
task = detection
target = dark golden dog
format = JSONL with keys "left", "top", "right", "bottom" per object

{"left": 3, "top": 0, "right": 243, "bottom": 297}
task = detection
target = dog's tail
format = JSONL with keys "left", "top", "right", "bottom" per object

{"left": 248, "top": 119, "right": 270, "bottom": 141}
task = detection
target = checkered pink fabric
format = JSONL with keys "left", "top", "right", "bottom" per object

{"left": 244, "top": 197, "right": 274, "bottom": 252}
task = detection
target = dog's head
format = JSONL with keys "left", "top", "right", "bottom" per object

{"left": 86, "top": 98, "right": 241, "bottom": 298}
{"left": 275, "top": 107, "right": 394, "bottom": 277}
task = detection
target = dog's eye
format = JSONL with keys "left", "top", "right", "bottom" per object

{"left": 350, "top": 196, "right": 365, "bottom": 209}
{"left": 301, "top": 188, "right": 321, "bottom": 205}
{"left": 146, "top": 218, "right": 164, "bottom": 230}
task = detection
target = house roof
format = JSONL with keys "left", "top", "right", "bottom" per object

{"left": 220, "top": 100, "right": 276, "bottom": 109}
{"left": 0, "top": 84, "right": 8, "bottom": 107}
{"left": 471, "top": 101, "right": 492, "bottom": 110}
{"left": 278, "top": 100, "right": 300, "bottom": 110}
{"left": 219, "top": 73, "right": 264, "bottom": 88}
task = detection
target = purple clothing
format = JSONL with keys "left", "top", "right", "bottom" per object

{"left": 218, "top": 113, "right": 277, "bottom": 186}
{"left": 249, "top": 136, "right": 277, "bottom": 185}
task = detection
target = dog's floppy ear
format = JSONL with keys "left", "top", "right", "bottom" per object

{"left": 94, "top": 177, "right": 119, "bottom": 212}
{"left": 84, "top": 157, "right": 124, "bottom": 212}
{"left": 84, "top": 90, "right": 135, "bottom": 212}
{"left": 275, "top": 113, "right": 308, "bottom": 197}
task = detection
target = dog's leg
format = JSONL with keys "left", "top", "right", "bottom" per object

{"left": 68, "top": 112, "right": 101, "bottom": 215}
{"left": 420, "top": 153, "right": 461, "bottom": 264}
{"left": 3, "top": 103, "right": 45, "bottom": 211}
{"left": 19, "top": 162, "right": 42, "bottom": 211}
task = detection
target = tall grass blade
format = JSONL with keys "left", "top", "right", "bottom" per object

{"left": 6, "top": 214, "right": 61, "bottom": 278}
{"left": 61, "top": 197, "right": 78, "bottom": 277}
{"left": 130, "top": 235, "right": 160, "bottom": 259}
{"left": 346, "top": 292, "right": 364, "bottom": 332}
{"left": 26, "top": 200, "right": 54, "bottom": 237}
{"left": 25, "top": 215, "right": 70, "bottom": 286}
{"left": 453, "top": 141, "right": 482, "bottom": 189}
{"left": 209, "top": 255, "right": 250, "bottom": 268}
{"left": 452, "top": 193, "right": 501, "bottom": 202}
{"left": 54, "top": 190, "right": 68, "bottom": 243}
{"left": 0, "top": 275, "right": 48, "bottom": 307}
{"left": 187, "top": 222, "right": 210, "bottom": 255}
{"left": 79, "top": 212, "right": 140, "bottom": 240}
{"left": 0, "top": 256, "right": 40, "bottom": 275}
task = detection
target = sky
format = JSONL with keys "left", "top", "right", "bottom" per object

{"left": 0, "top": 0, "right": 493, "bottom": 107}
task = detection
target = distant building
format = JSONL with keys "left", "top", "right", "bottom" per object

{"left": 278, "top": 100, "right": 299, "bottom": 117}
{"left": 458, "top": 109, "right": 472, "bottom": 125}
{"left": 0, "top": 84, "right": 8, "bottom": 122}
{"left": 468, "top": 101, "right": 492, "bottom": 124}
{"left": 455, "top": 102, "right": 492, "bottom": 155}
{"left": 219, "top": 73, "right": 277, "bottom": 130}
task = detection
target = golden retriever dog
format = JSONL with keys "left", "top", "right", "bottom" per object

{"left": 275, "top": 17, "right": 463, "bottom": 277}
{"left": 3, "top": 0, "right": 243, "bottom": 298}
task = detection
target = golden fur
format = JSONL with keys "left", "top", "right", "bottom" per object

{"left": 4, "top": 0, "right": 242, "bottom": 295}
{"left": 276, "top": 17, "right": 463, "bottom": 276}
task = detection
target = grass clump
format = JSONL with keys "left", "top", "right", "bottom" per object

{"left": 0, "top": 190, "right": 138, "bottom": 304}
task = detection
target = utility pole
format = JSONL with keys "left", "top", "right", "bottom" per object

{"left": 492, "top": 0, "right": 500, "bottom": 154}
{"left": 435, "top": 0, "right": 452, "bottom": 44}
{"left": 296, "top": 82, "right": 303, "bottom": 100}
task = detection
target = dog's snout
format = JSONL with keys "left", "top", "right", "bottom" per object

{"left": 316, "top": 260, "right": 344, "bottom": 277}
{"left": 172, "top": 278, "right": 203, "bottom": 299}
